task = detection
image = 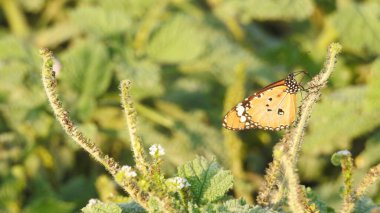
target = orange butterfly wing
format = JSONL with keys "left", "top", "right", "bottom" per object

{"left": 223, "top": 79, "right": 297, "bottom": 131}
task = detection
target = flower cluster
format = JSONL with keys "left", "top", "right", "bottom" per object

{"left": 149, "top": 144, "right": 165, "bottom": 157}
{"left": 169, "top": 177, "right": 191, "bottom": 191}
{"left": 88, "top": 199, "right": 100, "bottom": 206}
{"left": 121, "top": 165, "right": 137, "bottom": 177}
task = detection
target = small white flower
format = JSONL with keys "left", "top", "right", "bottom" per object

{"left": 337, "top": 150, "right": 351, "bottom": 156}
{"left": 170, "top": 177, "right": 191, "bottom": 190}
{"left": 121, "top": 165, "right": 137, "bottom": 177}
{"left": 88, "top": 198, "right": 99, "bottom": 206}
{"left": 52, "top": 57, "right": 61, "bottom": 76}
{"left": 149, "top": 144, "right": 165, "bottom": 157}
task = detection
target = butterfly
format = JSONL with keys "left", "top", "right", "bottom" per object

{"left": 222, "top": 72, "right": 304, "bottom": 131}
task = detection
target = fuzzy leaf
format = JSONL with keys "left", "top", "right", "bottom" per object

{"left": 356, "top": 131, "right": 380, "bottom": 169}
{"left": 178, "top": 156, "right": 233, "bottom": 204}
{"left": 331, "top": 2, "right": 380, "bottom": 54}
{"left": 118, "top": 202, "right": 146, "bottom": 213}
{"left": 70, "top": 6, "right": 131, "bottom": 37}
{"left": 235, "top": 0, "right": 314, "bottom": 21}
{"left": 147, "top": 15, "right": 207, "bottom": 64}
{"left": 300, "top": 59, "right": 380, "bottom": 180}
{"left": 195, "top": 199, "right": 278, "bottom": 213}
{"left": 354, "top": 197, "right": 380, "bottom": 213}
{"left": 60, "top": 39, "right": 113, "bottom": 120}
{"left": 82, "top": 201, "right": 122, "bottom": 213}
{"left": 218, "top": 199, "right": 278, "bottom": 213}
{"left": 24, "top": 197, "right": 75, "bottom": 213}
{"left": 115, "top": 58, "right": 163, "bottom": 100}
{"left": 305, "top": 187, "right": 335, "bottom": 213}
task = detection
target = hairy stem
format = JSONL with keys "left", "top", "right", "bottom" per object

{"left": 257, "top": 43, "right": 342, "bottom": 206}
{"left": 120, "top": 80, "right": 149, "bottom": 175}
{"left": 340, "top": 155, "right": 354, "bottom": 213}
{"left": 355, "top": 164, "right": 380, "bottom": 200}
{"left": 282, "top": 156, "right": 316, "bottom": 213}
{"left": 287, "top": 42, "right": 342, "bottom": 163}
{"left": 40, "top": 48, "right": 150, "bottom": 209}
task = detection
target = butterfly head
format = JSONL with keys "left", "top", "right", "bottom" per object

{"left": 285, "top": 73, "right": 301, "bottom": 94}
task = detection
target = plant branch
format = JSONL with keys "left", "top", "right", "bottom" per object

{"left": 339, "top": 152, "right": 354, "bottom": 213}
{"left": 120, "top": 80, "right": 149, "bottom": 175}
{"left": 287, "top": 42, "right": 342, "bottom": 163}
{"left": 355, "top": 164, "right": 380, "bottom": 199}
{"left": 256, "top": 43, "right": 342, "bottom": 206}
{"left": 282, "top": 155, "right": 317, "bottom": 213}
{"left": 40, "top": 48, "right": 150, "bottom": 209}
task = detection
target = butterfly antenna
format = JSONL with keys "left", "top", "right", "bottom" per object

{"left": 293, "top": 70, "right": 310, "bottom": 78}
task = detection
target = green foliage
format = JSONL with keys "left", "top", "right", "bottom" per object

{"left": 305, "top": 187, "right": 335, "bottom": 213}
{"left": 178, "top": 156, "right": 233, "bottom": 205}
{"left": 70, "top": 6, "right": 131, "bottom": 38}
{"left": 147, "top": 15, "right": 207, "bottom": 64}
{"left": 331, "top": 1, "right": 380, "bottom": 54}
{"left": 60, "top": 40, "right": 113, "bottom": 120}
{"left": 82, "top": 200, "right": 122, "bottom": 213}
{"left": 193, "top": 199, "right": 278, "bottom": 213}
{"left": 354, "top": 197, "right": 380, "bottom": 213}
{"left": 1, "top": 0, "right": 380, "bottom": 212}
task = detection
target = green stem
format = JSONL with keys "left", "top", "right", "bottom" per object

{"left": 340, "top": 154, "right": 354, "bottom": 213}
{"left": 257, "top": 43, "right": 342, "bottom": 206}
{"left": 0, "top": 0, "right": 30, "bottom": 37}
{"left": 288, "top": 42, "right": 342, "bottom": 163}
{"left": 40, "top": 48, "right": 150, "bottom": 209}
{"left": 355, "top": 164, "right": 380, "bottom": 199}
{"left": 120, "top": 81, "right": 149, "bottom": 175}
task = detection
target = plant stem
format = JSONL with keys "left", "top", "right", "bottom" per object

{"left": 40, "top": 48, "right": 150, "bottom": 209}
{"left": 257, "top": 43, "right": 342, "bottom": 206}
{"left": 355, "top": 164, "right": 380, "bottom": 200}
{"left": 120, "top": 80, "right": 149, "bottom": 175}
{"left": 340, "top": 155, "right": 354, "bottom": 213}
{"left": 287, "top": 42, "right": 342, "bottom": 164}
{"left": 282, "top": 156, "right": 313, "bottom": 213}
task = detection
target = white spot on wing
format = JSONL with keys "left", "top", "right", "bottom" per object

{"left": 236, "top": 105, "right": 245, "bottom": 116}
{"left": 240, "top": 116, "right": 247, "bottom": 122}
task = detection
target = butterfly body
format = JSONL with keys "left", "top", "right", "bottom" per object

{"left": 222, "top": 73, "right": 301, "bottom": 131}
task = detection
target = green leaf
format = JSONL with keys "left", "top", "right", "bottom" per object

{"left": 117, "top": 202, "right": 146, "bottom": 213}
{"left": 115, "top": 58, "right": 164, "bottom": 100}
{"left": 178, "top": 156, "right": 233, "bottom": 204}
{"left": 356, "top": 131, "right": 380, "bottom": 170}
{"left": 300, "top": 59, "right": 380, "bottom": 180}
{"left": 179, "top": 28, "right": 260, "bottom": 86}
{"left": 354, "top": 197, "right": 380, "bottom": 213}
{"left": 60, "top": 39, "right": 113, "bottom": 120}
{"left": 234, "top": 0, "right": 314, "bottom": 21}
{"left": 70, "top": 6, "right": 131, "bottom": 37}
{"left": 195, "top": 199, "right": 278, "bottom": 213}
{"left": 59, "top": 176, "right": 97, "bottom": 208}
{"left": 82, "top": 200, "right": 122, "bottom": 213}
{"left": 305, "top": 187, "right": 336, "bottom": 213}
{"left": 24, "top": 197, "right": 75, "bottom": 213}
{"left": 147, "top": 15, "right": 207, "bottom": 64}
{"left": 218, "top": 199, "right": 278, "bottom": 213}
{"left": 331, "top": 2, "right": 380, "bottom": 54}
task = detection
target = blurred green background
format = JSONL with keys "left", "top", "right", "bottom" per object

{"left": 0, "top": 0, "right": 380, "bottom": 212}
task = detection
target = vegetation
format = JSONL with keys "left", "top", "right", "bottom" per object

{"left": 1, "top": 0, "right": 380, "bottom": 212}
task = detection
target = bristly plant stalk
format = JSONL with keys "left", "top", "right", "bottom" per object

{"left": 257, "top": 43, "right": 342, "bottom": 207}
{"left": 282, "top": 155, "right": 317, "bottom": 213}
{"left": 120, "top": 80, "right": 149, "bottom": 175}
{"left": 355, "top": 164, "right": 380, "bottom": 199}
{"left": 40, "top": 48, "right": 121, "bottom": 176}
{"left": 340, "top": 154, "right": 354, "bottom": 213}
{"left": 40, "top": 48, "right": 182, "bottom": 211}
